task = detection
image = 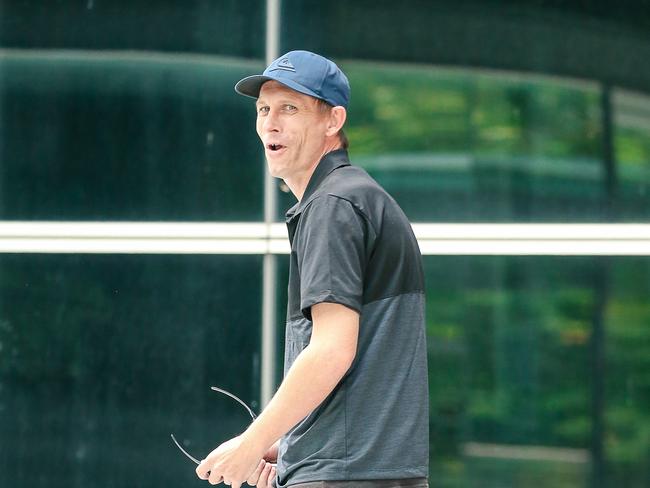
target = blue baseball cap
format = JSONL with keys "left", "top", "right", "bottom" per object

{"left": 235, "top": 50, "right": 350, "bottom": 108}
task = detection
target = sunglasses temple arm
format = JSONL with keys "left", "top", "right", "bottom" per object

{"left": 170, "top": 388, "right": 256, "bottom": 468}
{"left": 171, "top": 434, "right": 201, "bottom": 465}
{"left": 210, "top": 386, "right": 258, "bottom": 420}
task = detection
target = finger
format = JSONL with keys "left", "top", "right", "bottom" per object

{"left": 196, "top": 460, "right": 210, "bottom": 480}
{"left": 257, "top": 463, "right": 271, "bottom": 488}
{"left": 208, "top": 468, "right": 223, "bottom": 486}
{"left": 265, "top": 466, "right": 276, "bottom": 488}
{"left": 247, "top": 459, "right": 265, "bottom": 485}
{"left": 257, "top": 462, "right": 272, "bottom": 488}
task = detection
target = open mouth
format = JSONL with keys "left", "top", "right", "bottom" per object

{"left": 267, "top": 143, "right": 286, "bottom": 152}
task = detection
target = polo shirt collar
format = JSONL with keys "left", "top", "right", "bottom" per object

{"left": 285, "top": 149, "right": 350, "bottom": 221}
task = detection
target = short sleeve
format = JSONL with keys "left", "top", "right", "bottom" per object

{"left": 294, "top": 195, "right": 368, "bottom": 321}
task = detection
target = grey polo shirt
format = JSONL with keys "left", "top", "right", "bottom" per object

{"left": 277, "top": 149, "right": 429, "bottom": 487}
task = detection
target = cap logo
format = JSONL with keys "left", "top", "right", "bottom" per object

{"left": 269, "top": 57, "right": 296, "bottom": 72}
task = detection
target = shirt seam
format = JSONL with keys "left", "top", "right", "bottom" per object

{"left": 288, "top": 290, "right": 423, "bottom": 322}
{"left": 364, "top": 289, "right": 425, "bottom": 307}
{"left": 284, "top": 467, "right": 429, "bottom": 485}
{"left": 325, "top": 193, "right": 379, "bottom": 239}
{"left": 297, "top": 290, "right": 363, "bottom": 321}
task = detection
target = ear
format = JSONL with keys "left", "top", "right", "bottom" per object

{"left": 325, "top": 106, "right": 347, "bottom": 137}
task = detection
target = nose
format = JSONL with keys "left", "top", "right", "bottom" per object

{"left": 260, "top": 108, "right": 281, "bottom": 134}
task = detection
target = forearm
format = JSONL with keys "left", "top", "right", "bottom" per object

{"left": 241, "top": 340, "right": 353, "bottom": 453}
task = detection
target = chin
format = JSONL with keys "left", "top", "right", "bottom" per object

{"left": 266, "top": 164, "right": 286, "bottom": 179}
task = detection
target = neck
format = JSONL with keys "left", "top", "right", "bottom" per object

{"left": 285, "top": 141, "right": 342, "bottom": 201}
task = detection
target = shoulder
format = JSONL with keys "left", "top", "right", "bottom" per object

{"left": 301, "top": 192, "right": 361, "bottom": 223}
{"left": 314, "top": 165, "right": 391, "bottom": 217}
{"left": 324, "top": 164, "right": 383, "bottom": 196}
{"left": 296, "top": 190, "right": 371, "bottom": 241}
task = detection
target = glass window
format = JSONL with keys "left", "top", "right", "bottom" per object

{"left": 614, "top": 89, "right": 650, "bottom": 220}
{"left": 424, "top": 256, "right": 650, "bottom": 487}
{"left": 0, "top": 1, "right": 264, "bottom": 56}
{"left": 0, "top": 1, "right": 266, "bottom": 220}
{"left": 348, "top": 64, "right": 604, "bottom": 222}
{"left": 277, "top": 0, "right": 650, "bottom": 223}
{"left": 0, "top": 254, "right": 262, "bottom": 487}
{"left": 276, "top": 63, "right": 606, "bottom": 222}
{"left": 280, "top": 0, "right": 650, "bottom": 94}
{"left": 275, "top": 254, "right": 290, "bottom": 386}
{"left": 272, "top": 254, "right": 650, "bottom": 487}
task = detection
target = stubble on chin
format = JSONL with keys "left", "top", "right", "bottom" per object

{"left": 265, "top": 160, "right": 284, "bottom": 179}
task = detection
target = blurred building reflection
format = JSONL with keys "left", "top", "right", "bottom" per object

{"left": 1, "top": 1, "right": 649, "bottom": 487}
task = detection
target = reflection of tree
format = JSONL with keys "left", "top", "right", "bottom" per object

{"left": 605, "top": 261, "right": 650, "bottom": 482}
{"left": 347, "top": 64, "right": 601, "bottom": 159}
{"left": 423, "top": 257, "right": 650, "bottom": 487}
{"left": 344, "top": 63, "right": 650, "bottom": 223}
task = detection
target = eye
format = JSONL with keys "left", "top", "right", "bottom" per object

{"left": 257, "top": 106, "right": 269, "bottom": 116}
{"left": 283, "top": 104, "right": 297, "bottom": 112}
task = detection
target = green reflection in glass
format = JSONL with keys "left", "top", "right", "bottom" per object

{"left": 275, "top": 61, "right": 650, "bottom": 222}
{"left": 0, "top": 51, "right": 265, "bottom": 221}
{"left": 423, "top": 256, "right": 650, "bottom": 487}
{"left": 614, "top": 89, "right": 650, "bottom": 219}
{"left": 340, "top": 61, "right": 606, "bottom": 222}
{"left": 604, "top": 260, "right": 650, "bottom": 480}
{"left": 0, "top": 254, "right": 262, "bottom": 488}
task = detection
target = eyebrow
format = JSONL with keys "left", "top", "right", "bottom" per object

{"left": 256, "top": 97, "right": 302, "bottom": 108}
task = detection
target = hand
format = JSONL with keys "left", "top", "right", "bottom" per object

{"left": 246, "top": 459, "right": 276, "bottom": 487}
{"left": 195, "top": 435, "right": 264, "bottom": 487}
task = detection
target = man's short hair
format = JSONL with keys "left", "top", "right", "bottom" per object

{"left": 316, "top": 99, "right": 349, "bottom": 150}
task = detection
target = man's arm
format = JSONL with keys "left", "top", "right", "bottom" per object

{"left": 247, "top": 301, "right": 359, "bottom": 446}
{"left": 196, "top": 301, "right": 359, "bottom": 487}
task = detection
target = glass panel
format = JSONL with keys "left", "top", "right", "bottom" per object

{"left": 0, "top": 2, "right": 266, "bottom": 220}
{"left": 280, "top": 0, "right": 650, "bottom": 93}
{"left": 277, "top": 0, "right": 650, "bottom": 222}
{"left": 348, "top": 65, "right": 604, "bottom": 222}
{"left": 275, "top": 254, "right": 290, "bottom": 387}
{"left": 424, "top": 256, "right": 650, "bottom": 487}
{"left": 0, "top": 1, "right": 264, "bottom": 56}
{"left": 614, "top": 89, "right": 650, "bottom": 220}
{"left": 275, "top": 63, "right": 605, "bottom": 222}
{"left": 0, "top": 254, "right": 262, "bottom": 487}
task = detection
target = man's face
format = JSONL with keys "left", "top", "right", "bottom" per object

{"left": 256, "top": 81, "right": 330, "bottom": 180}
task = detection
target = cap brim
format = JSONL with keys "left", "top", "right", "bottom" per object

{"left": 234, "top": 75, "right": 273, "bottom": 99}
{"left": 234, "top": 74, "right": 324, "bottom": 102}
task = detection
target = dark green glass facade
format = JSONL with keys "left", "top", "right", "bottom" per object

{"left": 0, "top": 254, "right": 263, "bottom": 487}
{"left": 1, "top": 1, "right": 649, "bottom": 487}
{"left": 423, "top": 257, "right": 650, "bottom": 487}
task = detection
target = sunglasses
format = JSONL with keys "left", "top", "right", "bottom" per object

{"left": 171, "top": 386, "right": 257, "bottom": 465}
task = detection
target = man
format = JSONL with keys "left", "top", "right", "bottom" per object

{"left": 196, "top": 50, "right": 429, "bottom": 488}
